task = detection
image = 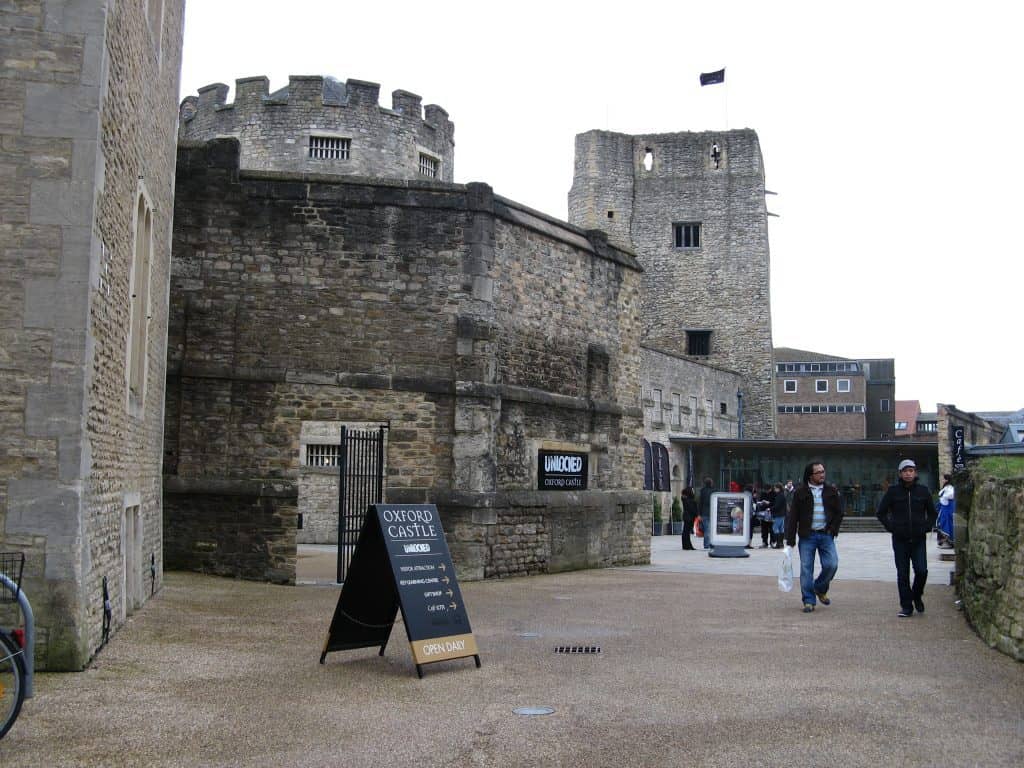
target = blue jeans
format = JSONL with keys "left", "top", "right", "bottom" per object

{"left": 891, "top": 536, "right": 928, "bottom": 610}
{"left": 798, "top": 530, "right": 838, "bottom": 606}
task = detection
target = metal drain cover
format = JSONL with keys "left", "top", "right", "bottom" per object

{"left": 554, "top": 645, "right": 601, "bottom": 654}
{"left": 513, "top": 706, "right": 555, "bottom": 716}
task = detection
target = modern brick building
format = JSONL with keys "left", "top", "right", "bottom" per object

{"left": 774, "top": 347, "right": 895, "bottom": 441}
{"left": 0, "top": 0, "right": 185, "bottom": 670}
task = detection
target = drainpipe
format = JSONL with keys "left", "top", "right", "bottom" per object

{"left": 737, "top": 389, "right": 744, "bottom": 439}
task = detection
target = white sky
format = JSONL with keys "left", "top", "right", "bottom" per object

{"left": 179, "top": 0, "right": 1023, "bottom": 414}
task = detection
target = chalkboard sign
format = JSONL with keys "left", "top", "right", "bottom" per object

{"left": 320, "top": 504, "right": 480, "bottom": 678}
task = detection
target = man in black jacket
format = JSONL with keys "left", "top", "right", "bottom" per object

{"left": 785, "top": 462, "right": 844, "bottom": 613}
{"left": 876, "top": 459, "right": 937, "bottom": 618}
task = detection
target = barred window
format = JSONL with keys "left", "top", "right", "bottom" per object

{"left": 419, "top": 153, "right": 438, "bottom": 178}
{"left": 305, "top": 443, "right": 340, "bottom": 467}
{"left": 673, "top": 222, "right": 701, "bottom": 248}
{"left": 309, "top": 136, "right": 350, "bottom": 160}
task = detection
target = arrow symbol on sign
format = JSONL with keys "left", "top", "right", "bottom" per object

{"left": 438, "top": 563, "right": 446, "bottom": 571}
{"left": 441, "top": 576, "right": 450, "bottom": 584}
{"left": 446, "top": 589, "right": 454, "bottom": 597}
{"left": 449, "top": 602, "right": 457, "bottom": 610}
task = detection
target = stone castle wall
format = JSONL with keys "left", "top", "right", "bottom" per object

{"left": 569, "top": 129, "right": 776, "bottom": 438}
{"left": 166, "top": 140, "right": 649, "bottom": 581}
{"left": 1, "top": 0, "right": 184, "bottom": 670}
{"left": 179, "top": 76, "right": 454, "bottom": 182}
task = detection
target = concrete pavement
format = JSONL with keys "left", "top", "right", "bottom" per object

{"left": 0, "top": 534, "right": 1020, "bottom": 767}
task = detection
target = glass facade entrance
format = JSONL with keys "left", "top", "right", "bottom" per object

{"left": 676, "top": 438, "right": 938, "bottom": 516}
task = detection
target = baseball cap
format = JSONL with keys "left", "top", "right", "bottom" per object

{"left": 898, "top": 459, "right": 916, "bottom": 471}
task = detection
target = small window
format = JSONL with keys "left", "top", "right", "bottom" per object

{"left": 837, "top": 379, "right": 851, "bottom": 393}
{"left": 720, "top": 402, "right": 727, "bottom": 415}
{"left": 419, "top": 153, "right": 439, "bottom": 178}
{"left": 309, "top": 136, "right": 350, "bottom": 160}
{"left": 306, "top": 444, "right": 340, "bottom": 467}
{"left": 607, "top": 210, "right": 614, "bottom": 219}
{"left": 687, "top": 331, "right": 710, "bottom": 356}
{"left": 783, "top": 379, "right": 797, "bottom": 393}
{"left": 895, "top": 421, "right": 908, "bottom": 430}
{"left": 643, "top": 148, "right": 653, "bottom": 171}
{"left": 880, "top": 398, "right": 891, "bottom": 413}
{"left": 674, "top": 223, "right": 701, "bottom": 248}
{"left": 815, "top": 379, "right": 828, "bottom": 393}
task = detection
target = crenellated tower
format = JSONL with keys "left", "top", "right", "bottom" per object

{"left": 569, "top": 129, "right": 776, "bottom": 438}
{"left": 179, "top": 75, "right": 454, "bottom": 182}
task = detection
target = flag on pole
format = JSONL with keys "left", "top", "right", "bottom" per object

{"left": 700, "top": 69, "right": 725, "bottom": 86}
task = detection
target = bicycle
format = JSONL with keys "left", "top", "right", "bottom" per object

{"left": 1, "top": 551, "right": 30, "bottom": 739}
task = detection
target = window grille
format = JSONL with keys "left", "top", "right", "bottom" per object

{"left": 309, "top": 136, "right": 350, "bottom": 160}
{"left": 687, "top": 331, "right": 710, "bottom": 356}
{"left": 419, "top": 153, "right": 438, "bottom": 178}
{"left": 673, "top": 222, "right": 701, "bottom": 248}
{"left": 306, "top": 443, "right": 341, "bottom": 467}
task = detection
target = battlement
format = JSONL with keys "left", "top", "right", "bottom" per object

{"left": 178, "top": 74, "right": 455, "bottom": 183}
{"left": 180, "top": 75, "right": 452, "bottom": 131}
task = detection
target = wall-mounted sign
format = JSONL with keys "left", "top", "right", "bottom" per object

{"left": 320, "top": 504, "right": 480, "bottom": 678}
{"left": 538, "top": 450, "right": 588, "bottom": 491}
{"left": 951, "top": 425, "right": 966, "bottom": 472}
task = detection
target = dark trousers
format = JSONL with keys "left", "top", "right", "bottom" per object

{"left": 760, "top": 519, "right": 773, "bottom": 545}
{"left": 892, "top": 536, "right": 928, "bottom": 610}
{"left": 681, "top": 520, "right": 695, "bottom": 550}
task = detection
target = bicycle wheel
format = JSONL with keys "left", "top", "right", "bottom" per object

{"left": 0, "top": 628, "right": 25, "bottom": 739}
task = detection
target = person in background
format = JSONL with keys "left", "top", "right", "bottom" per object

{"left": 936, "top": 473, "right": 955, "bottom": 548}
{"left": 699, "top": 477, "right": 714, "bottom": 549}
{"left": 770, "top": 482, "right": 786, "bottom": 548}
{"left": 757, "top": 488, "right": 774, "bottom": 547}
{"left": 876, "top": 459, "right": 937, "bottom": 618}
{"left": 785, "top": 462, "right": 843, "bottom": 613}
{"left": 680, "top": 487, "right": 698, "bottom": 550}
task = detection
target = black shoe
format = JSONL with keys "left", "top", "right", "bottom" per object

{"left": 897, "top": 608, "right": 913, "bottom": 618}
{"left": 803, "top": 604, "right": 815, "bottom": 613}
{"left": 914, "top": 598, "right": 925, "bottom": 613}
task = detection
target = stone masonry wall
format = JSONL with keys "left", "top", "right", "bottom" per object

{"left": 956, "top": 471, "right": 1024, "bottom": 661}
{"left": 1, "top": 0, "right": 184, "bottom": 670}
{"left": 569, "top": 129, "right": 776, "bottom": 439}
{"left": 179, "top": 76, "right": 454, "bottom": 182}
{"left": 167, "top": 140, "right": 649, "bottom": 579}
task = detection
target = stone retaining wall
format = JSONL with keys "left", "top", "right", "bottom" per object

{"left": 955, "top": 471, "right": 1024, "bottom": 661}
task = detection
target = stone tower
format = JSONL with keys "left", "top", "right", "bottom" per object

{"left": 179, "top": 76, "right": 454, "bottom": 182}
{"left": 569, "top": 129, "right": 776, "bottom": 438}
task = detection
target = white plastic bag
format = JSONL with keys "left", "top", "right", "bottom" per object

{"left": 778, "top": 545, "right": 794, "bottom": 592}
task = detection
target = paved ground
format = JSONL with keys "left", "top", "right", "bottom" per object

{"left": 1, "top": 534, "right": 1020, "bottom": 767}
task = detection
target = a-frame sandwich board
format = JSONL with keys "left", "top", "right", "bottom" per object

{"left": 320, "top": 504, "right": 480, "bottom": 678}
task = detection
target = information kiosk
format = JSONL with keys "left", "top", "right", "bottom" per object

{"left": 320, "top": 504, "right": 480, "bottom": 678}
{"left": 707, "top": 492, "right": 753, "bottom": 558}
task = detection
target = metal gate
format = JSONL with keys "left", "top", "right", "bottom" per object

{"left": 336, "top": 425, "right": 387, "bottom": 582}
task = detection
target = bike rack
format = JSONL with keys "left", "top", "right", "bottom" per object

{"left": 0, "top": 571, "right": 34, "bottom": 699}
